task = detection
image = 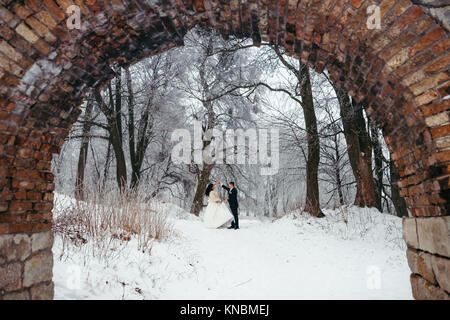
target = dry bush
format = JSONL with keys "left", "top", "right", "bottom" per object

{"left": 53, "top": 187, "right": 172, "bottom": 260}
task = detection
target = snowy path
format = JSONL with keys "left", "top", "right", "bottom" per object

{"left": 53, "top": 207, "right": 413, "bottom": 300}
{"left": 158, "top": 214, "right": 413, "bottom": 300}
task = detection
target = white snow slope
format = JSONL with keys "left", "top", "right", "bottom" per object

{"left": 53, "top": 202, "right": 413, "bottom": 300}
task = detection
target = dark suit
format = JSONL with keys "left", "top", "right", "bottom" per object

{"left": 222, "top": 185, "right": 239, "bottom": 229}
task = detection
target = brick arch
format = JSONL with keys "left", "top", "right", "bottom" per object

{"left": 0, "top": 1, "right": 448, "bottom": 299}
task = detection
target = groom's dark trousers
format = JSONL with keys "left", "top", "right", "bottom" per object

{"left": 222, "top": 185, "right": 239, "bottom": 229}
{"left": 229, "top": 204, "right": 239, "bottom": 229}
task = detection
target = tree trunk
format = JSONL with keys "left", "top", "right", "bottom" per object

{"left": 112, "top": 69, "right": 127, "bottom": 191}
{"left": 300, "top": 64, "right": 324, "bottom": 217}
{"left": 271, "top": 48, "right": 323, "bottom": 217}
{"left": 102, "top": 139, "right": 112, "bottom": 190}
{"left": 334, "top": 134, "right": 345, "bottom": 205}
{"left": 75, "top": 97, "right": 94, "bottom": 200}
{"left": 370, "top": 120, "right": 383, "bottom": 211}
{"left": 335, "top": 87, "right": 377, "bottom": 208}
{"left": 110, "top": 130, "right": 128, "bottom": 191}
{"left": 271, "top": 180, "right": 278, "bottom": 217}
{"left": 93, "top": 86, "right": 127, "bottom": 191}
{"left": 125, "top": 68, "right": 148, "bottom": 190}
{"left": 351, "top": 99, "right": 376, "bottom": 208}
{"left": 190, "top": 51, "right": 216, "bottom": 216}
{"left": 190, "top": 163, "right": 214, "bottom": 215}
{"left": 390, "top": 159, "right": 409, "bottom": 217}
{"left": 189, "top": 113, "right": 215, "bottom": 216}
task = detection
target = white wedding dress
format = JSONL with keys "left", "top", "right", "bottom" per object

{"left": 203, "top": 190, "right": 234, "bottom": 229}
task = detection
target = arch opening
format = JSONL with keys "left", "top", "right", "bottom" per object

{"left": 0, "top": 0, "right": 449, "bottom": 299}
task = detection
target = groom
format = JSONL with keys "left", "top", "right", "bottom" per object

{"left": 216, "top": 181, "right": 239, "bottom": 230}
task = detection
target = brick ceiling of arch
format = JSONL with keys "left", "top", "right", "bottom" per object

{"left": 0, "top": 0, "right": 449, "bottom": 234}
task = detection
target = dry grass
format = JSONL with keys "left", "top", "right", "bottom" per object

{"left": 53, "top": 188, "right": 173, "bottom": 261}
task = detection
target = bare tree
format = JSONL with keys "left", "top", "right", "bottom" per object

{"left": 56, "top": 26, "right": 409, "bottom": 222}
{"left": 319, "top": 122, "right": 350, "bottom": 207}
{"left": 180, "top": 27, "right": 261, "bottom": 215}
{"left": 369, "top": 120, "right": 384, "bottom": 211}
{"left": 260, "top": 47, "right": 324, "bottom": 217}
{"left": 125, "top": 53, "right": 180, "bottom": 190}
{"left": 333, "top": 85, "right": 377, "bottom": 209}
{"left": 93, "top": 69, "right": 128, "bottom": 191}
{"left": 74, "top": 96, "right": 94, "bottom": 200}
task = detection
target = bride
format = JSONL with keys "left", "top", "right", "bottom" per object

{"left": 203, "top": 183, "right": 234, "bottom": 229}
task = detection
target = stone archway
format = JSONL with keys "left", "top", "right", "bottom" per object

{"left": 0, "top": 0, "right": 448, "bottom": 300}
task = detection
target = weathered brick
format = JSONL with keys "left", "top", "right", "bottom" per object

{"left": 425, "top": 112, "right": 449, "bottom": 128}
{"left": 402, "top": 69, "right": 426, "bottom": 87}
{"left": 0, "top": 53, "right": 24, "bottom": 77}
{"left": 15, "top": 23, "right": 39, "bottom": 44}
{"left": 430, "top": 123, "right": 450, "bottom": 139}
{"left": 387, "top": 48, "right": 409, "bottom": 69}
{"left": 12, "top": 4, "right": 33, "bottom": 20}
{"left": 425, "top": 54, "right": 450, "bottom": 73}
{"left": 0, "top": 40, "right": 24, "bottom": 63}
{"left": 36, "top": 10, "right": 58, "bottom": 29}
{"left": 16, "top": 169, "right": 40, "bottom": 180}
{"left": 410, "top": 72, "right": 449, "bottom": 96}
{"left": 26, "top": 191, "right": 42, "bottom": 201}
{"left": 9, "top": 201, "right": 33, "bottom": 213}
{"left": 389, "top": 6, "right": 423, "bottom": 39}
{"left": 13, "top": 190, "right": 27, "bottom": 200}
{"left": 350, "top": 0, "right": 364, "bottom": 8}
{"left": 432, "top": 38, "right": 450, "bottom": 55}
{"left": 415, "top": 90, "right": 439, "bottom": 106}
{"left": 415, "top": 16, "right": 434, "bottom": 35}
{"left": 25, "top": 17, "right": 56, "bottom": 43}
{"left": 435, "top": 149, "right": 450, "bottom": 163}
{"left": 12, "top": 180, "right": 35, "bottom": 190}
{"left": 409, "top": 27, "right": 446, "bottom": 57}
{"left": 42, "top": 0, "right": 65, "bottom": 22}
{"left": 17, "top": 148, "right": 33, "bottom": 159}
{"left": 55, "top": 0, "right": 73, "bottom": 13}
{"left": 33, "top": 201, "right": 53, "bottom": 212}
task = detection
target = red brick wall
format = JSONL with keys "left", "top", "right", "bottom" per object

{"left": 0, "top": 0, "right": 448, "bottom": 299}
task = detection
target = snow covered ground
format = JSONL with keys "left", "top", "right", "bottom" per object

{"left": 53, "top": 198, "right": 413, "bottom": 300}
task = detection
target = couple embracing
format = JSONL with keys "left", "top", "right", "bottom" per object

{"left": 203, "top": 181, "right": 239, "bottom": 230}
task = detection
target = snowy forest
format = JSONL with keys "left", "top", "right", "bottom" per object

{"left": 42, "top": 26, "right": 420, "bottom": 300}
{"left": 53, "top": 27, "right": 408, "bottom": 219}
